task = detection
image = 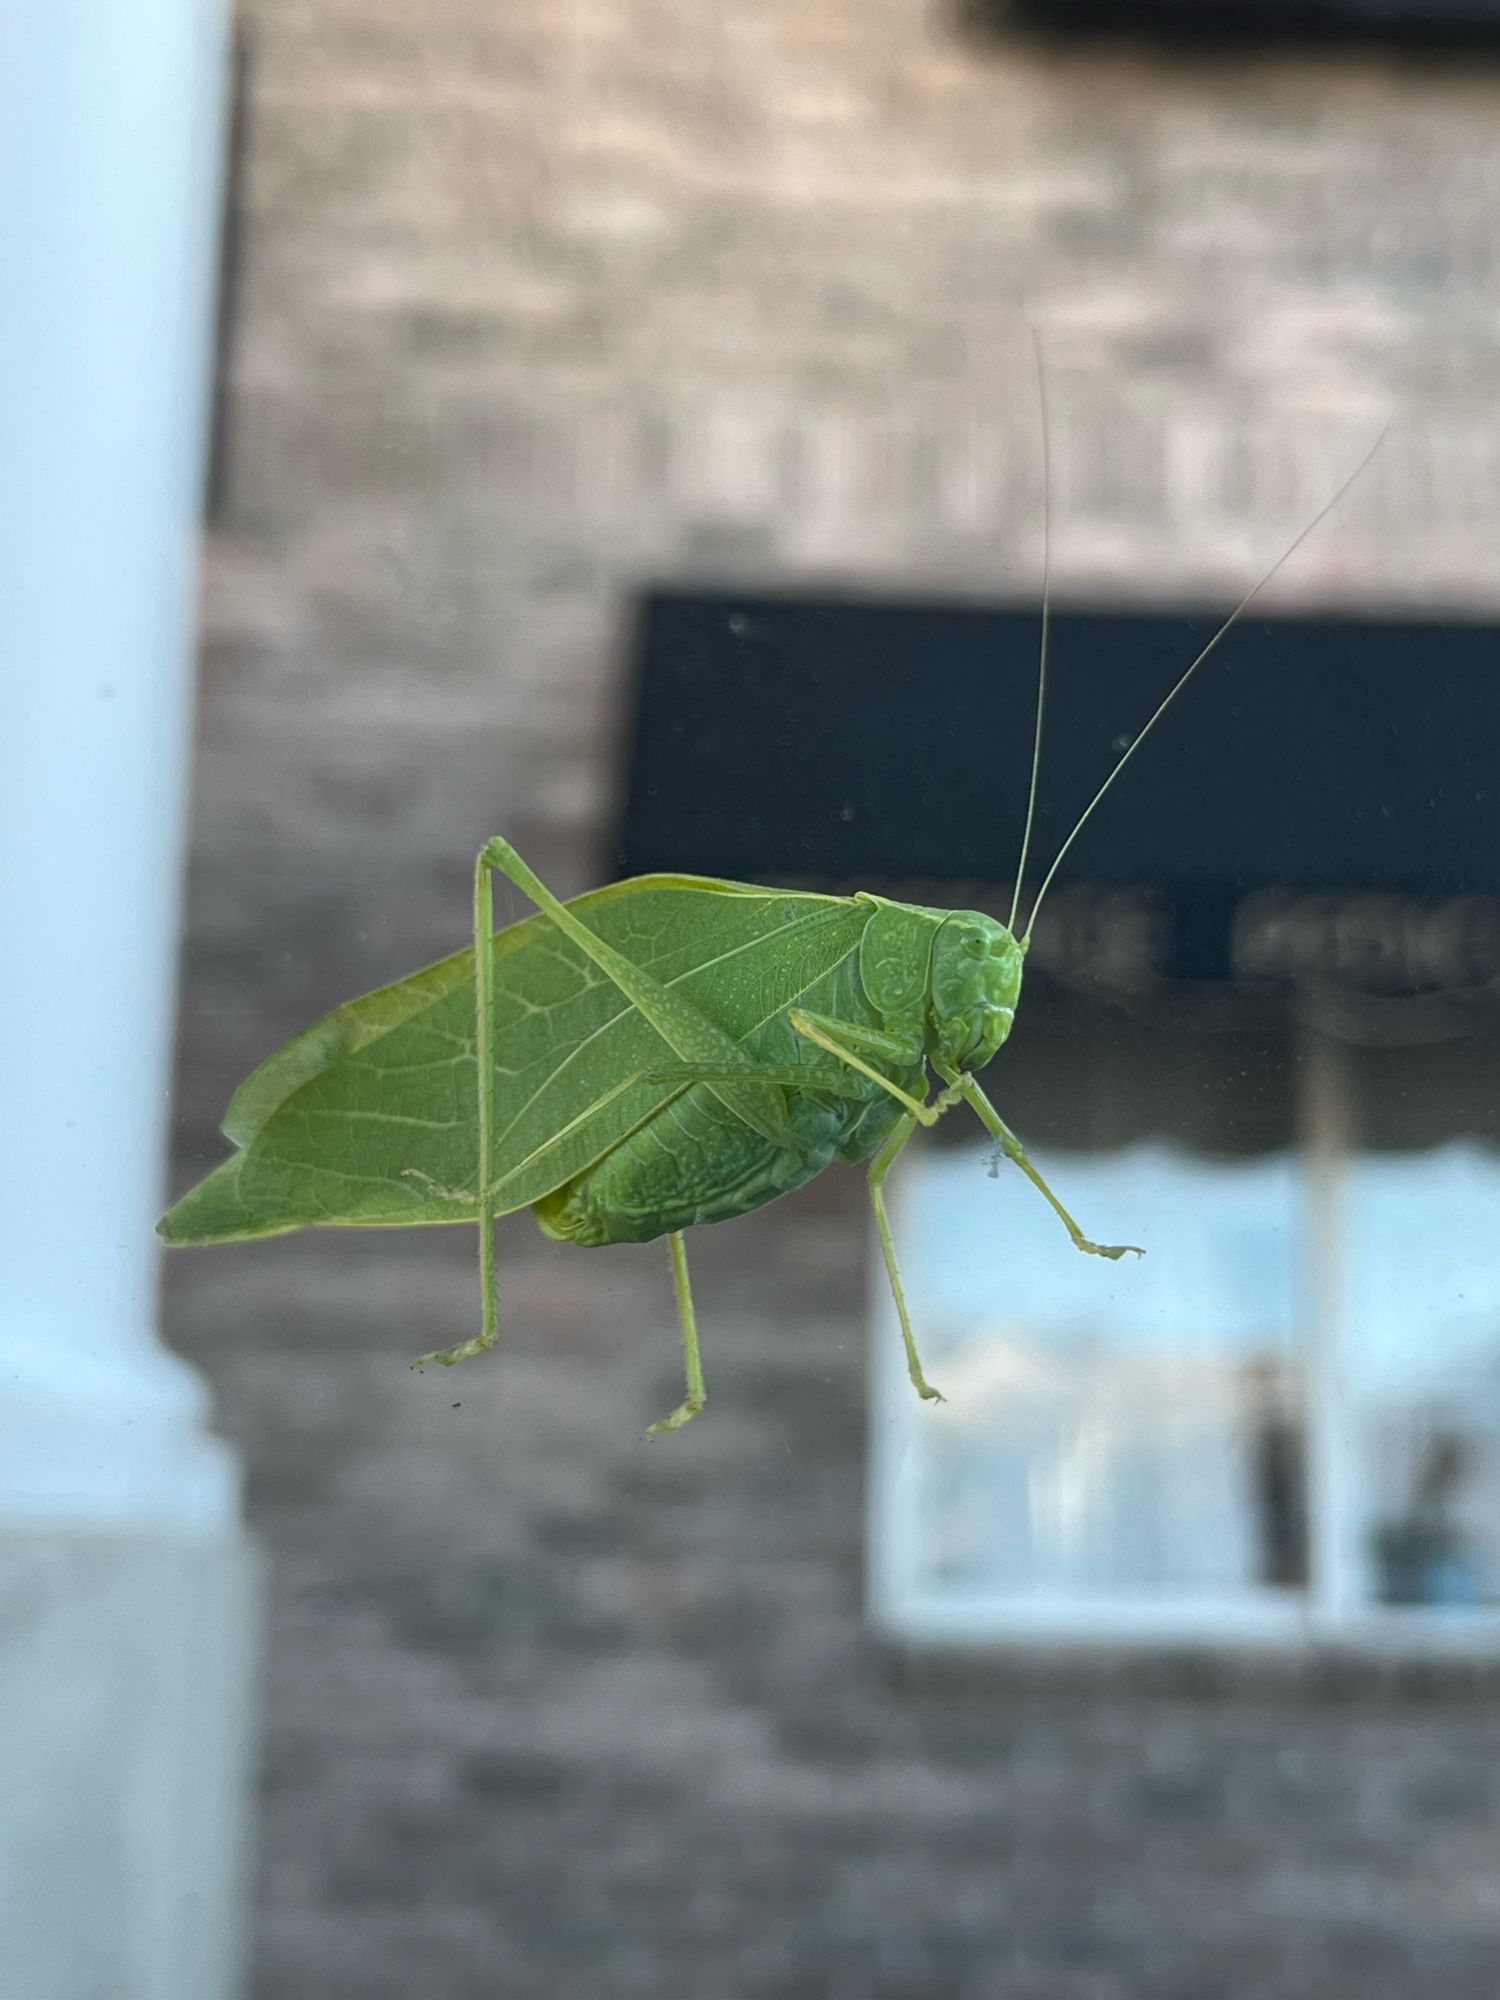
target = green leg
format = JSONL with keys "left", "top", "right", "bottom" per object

{"left": 790, "top": 1008, "right": 921, "bottom": 1068}
{"left": 414, "top": 845, "right": 503, "bottom": 1369}
{"left": 958, "top": 1075, "right": 1144, "bottom": 1261}
{"left": 868, "top": 1113, "right": 944, "bottom": 1405}
{"left": 645, "top": 1230, "right": 707, "bottom": 1437}
{"left": 787, "top": 1009, "right": 936, "bottom": 1126}
{"left": 644, "top": 1059, "right": 867, "bottom": 1098}
{"left": 479, "top": 837, "right": 788, "bottom": 1145}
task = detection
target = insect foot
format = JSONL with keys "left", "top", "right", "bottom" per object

{"left": 643, "top": 1394, "right": 706, "bottom": 1439}
{"left": 412, "top": 1331, "right": 497, "bottom": 1370}
{"left": 1080, "top": 1239, "right": 1145, "bottom": 1261}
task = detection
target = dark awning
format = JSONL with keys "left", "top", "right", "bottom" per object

{"left": 611, "top": 590, "right": 1500, "bottom": 997}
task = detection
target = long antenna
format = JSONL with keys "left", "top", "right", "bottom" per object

{"left": 1007, "top": 327, "right": 1052, "bottom": 935}
{"left": 1021, "top": 428, "right": 1386, "bottom": 945}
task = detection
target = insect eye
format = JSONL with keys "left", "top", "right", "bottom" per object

{"left": 963, "top": 937, "right": 986, "bottom": 959}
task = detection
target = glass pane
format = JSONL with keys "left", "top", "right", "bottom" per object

{"left": 1346, "top": 1143, "right": 1500, "bottom": 1612}
{"left": 877, "top": 1142, "right": 1307, "bottom": 1627}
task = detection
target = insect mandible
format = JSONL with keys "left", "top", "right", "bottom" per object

{"left": 158, "top": 416, "right": 1379, "bottom": 1435}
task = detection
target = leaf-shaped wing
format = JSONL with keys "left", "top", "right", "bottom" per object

{"left": 160, "top": 875, "right": 867, "bottom": 1245}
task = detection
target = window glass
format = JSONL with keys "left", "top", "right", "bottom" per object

{"left": 872, "top": 1133, "right": 1500, "bottom": 1648}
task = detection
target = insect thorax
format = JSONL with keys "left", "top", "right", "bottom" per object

{"left": 857, "top": 895, "right": 1023, "bottom": 1076}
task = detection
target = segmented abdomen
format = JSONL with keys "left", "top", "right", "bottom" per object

{"left": 533, "top": 1077, "right": 897, "bottom": 1246}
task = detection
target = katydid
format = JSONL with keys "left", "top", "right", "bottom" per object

{"left": 158, "top": 439, "right": 1379, "bottom": 1435}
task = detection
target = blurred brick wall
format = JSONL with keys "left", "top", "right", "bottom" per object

{"left": 166, "top": 0, "right": 1500, "bottom": 1993}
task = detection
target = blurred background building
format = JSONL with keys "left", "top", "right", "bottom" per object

{"left": 161, "top": 0, "right": 1500, "bottom": 1993}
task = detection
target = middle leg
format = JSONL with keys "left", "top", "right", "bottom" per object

{"left": 867, "top": 1113, "right": 944, "bottom": 1405}
{"left": 645, "top": 1230, "right": 707, "bottom": 1437}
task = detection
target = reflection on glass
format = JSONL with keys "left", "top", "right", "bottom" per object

{"left": 878, "top": 1136, "right": 1500, "bottom": 1641}
{"left": 892, "top": 1145, "right": 1307, "bottom": 1612}
{"left": 1348, "top": 1145, "right": 1500, "bottom": 1612}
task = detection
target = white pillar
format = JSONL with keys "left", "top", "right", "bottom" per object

{"left": 0, "top": 3, "right": 257, "bottom": 1996}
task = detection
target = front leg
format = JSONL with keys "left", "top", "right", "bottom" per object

{"left": 791, "top": 1009, "right": 921, "bottom": 1068}
{"left": 787, "top": 1009, "right": 936, "bottom": 1126}
{"left": 957, "top": 1076, "right": 1144, "bottom": 1262}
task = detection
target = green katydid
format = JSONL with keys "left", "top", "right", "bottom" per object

{"left": 158, "top": 431, "right": 1379, "bottom": 1436}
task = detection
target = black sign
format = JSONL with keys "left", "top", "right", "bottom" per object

{"left": 992, "top": 0, "right": 1500, "bottom": 43}
{"left": 611, "top": 591, "right": 1500, "bottom": 995}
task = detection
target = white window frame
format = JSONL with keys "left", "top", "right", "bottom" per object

{"left": 866, "top": 1032, "right": 1500, "bottom": 1659}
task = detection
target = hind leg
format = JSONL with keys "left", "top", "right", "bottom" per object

{"left": 413, "top": 844, "right": 508, "bottom": 1369}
